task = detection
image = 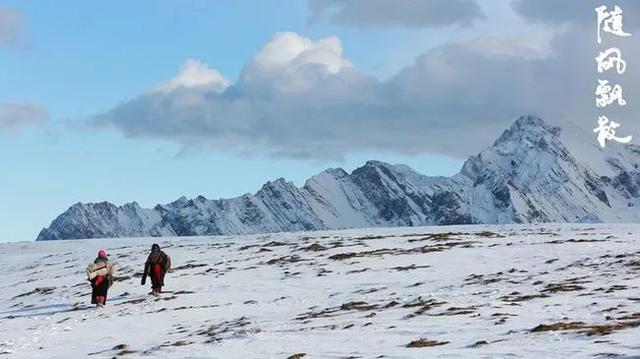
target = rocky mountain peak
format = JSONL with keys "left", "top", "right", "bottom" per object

{"left": 37, "top": 116, "right": 640, "bottom": 240}
{"left": 494, "top": 115, "right": 561, "bottom": 147}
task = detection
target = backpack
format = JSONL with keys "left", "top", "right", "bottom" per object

{"left": 162, "top": 252, "right": 172, "bottom": 272}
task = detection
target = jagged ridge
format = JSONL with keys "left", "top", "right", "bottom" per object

{"left": 37, "top": 116, "right": 640, "bottom": 240}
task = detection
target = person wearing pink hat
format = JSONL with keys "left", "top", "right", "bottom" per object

{"left": 86, "top": 249, "right": 115, "bottom": 308}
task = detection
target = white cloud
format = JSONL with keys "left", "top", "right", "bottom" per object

{"left": 240, "top": 32, "right": 353, "bottom": 93}
{"left": 95, "top": 19, "right": 640, "bottom": 160}
{"left": 153, "top": 58, "right": 230, "bottom": 94}
{"left": 0, "top": 102, "right": 48, "bottom": 131}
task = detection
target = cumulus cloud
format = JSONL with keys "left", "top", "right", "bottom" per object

{"left": 0, "top": 7, "right": 27, "bottom": 49}
{"left": 95, "top": 22, "right": 640, "bottom": 160}
{"left": 153, "top": 58, "right": 230, "bottom": 94}
{"left": 96, "top": 32, "right": 373, "bottom": 159}
{"left": 0, "top": 102, "right": 48, "bottom": 131}
{"left": 308, "top": 0, "right": 484, "bottom": 28}
{"left": 240, "top": 32, "right": 353, "bottom": 93}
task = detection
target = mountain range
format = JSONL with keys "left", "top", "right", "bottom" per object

{"left": 36, "top": 115, "right": 640, "bottom": 241}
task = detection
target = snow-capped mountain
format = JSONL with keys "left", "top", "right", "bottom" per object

{"left": 36, "top": 116, "right": 640, "bottom": 241}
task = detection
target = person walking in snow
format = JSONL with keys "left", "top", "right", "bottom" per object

{"left": 86, "top": 250, "right": 115, "bottom": 308}
{"left": 141, "top": 243, "right": 171, "bottom": 295}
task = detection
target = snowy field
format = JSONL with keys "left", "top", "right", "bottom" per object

{"left": 1, "top": 224, "right": 639, "bottom": 358}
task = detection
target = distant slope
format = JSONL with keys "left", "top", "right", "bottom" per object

{"left": 37, "top": 115, "right": 640, "bottom": 240}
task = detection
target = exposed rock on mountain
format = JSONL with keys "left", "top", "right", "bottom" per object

{"left": 37, "top": 116, "right": 640, "bottom": 240}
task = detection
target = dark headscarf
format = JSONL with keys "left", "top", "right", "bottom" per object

{"left": 148, "top": 243, "right": 162, "bottom": 263}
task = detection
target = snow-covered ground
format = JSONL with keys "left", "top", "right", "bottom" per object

{"left": 1, "top": 224, "right": 639, "bottom": 358}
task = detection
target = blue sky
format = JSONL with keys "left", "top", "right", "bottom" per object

{"left": 0, "top": 0, "right": 472, "bottom": 241}
{"left": 3, "top": 0, "right": 634, "bottom": 242}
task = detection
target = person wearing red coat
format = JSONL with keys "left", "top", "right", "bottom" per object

{"left": 141, "top": 244, "right": 171, "bottom": 295}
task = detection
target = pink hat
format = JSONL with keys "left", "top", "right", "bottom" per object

{"left": 98, "top": 249, "right": 107, "bottom": 258}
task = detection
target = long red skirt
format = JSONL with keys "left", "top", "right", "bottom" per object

{"left": 91, "top": 275, "right": 109, "bottom": 304}
{"left": 151, "top": 263, "right": 165, "bottom": 290}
